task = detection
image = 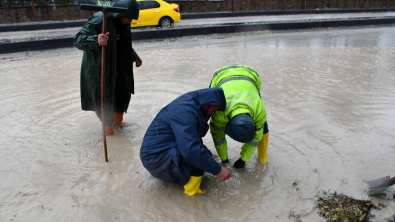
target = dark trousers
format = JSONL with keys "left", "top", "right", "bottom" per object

{"left": 114, "top": 72, "right": 131, "bottom": 113}
{"left": 190, "top": 145, "right": 212, "bottom": 177}
{"left": 263, "top": 121, "right": 269, "bottom": 134}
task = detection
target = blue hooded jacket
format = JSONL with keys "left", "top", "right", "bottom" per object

{"left": 140, "top": 88, "right": 226, "bottom": 185}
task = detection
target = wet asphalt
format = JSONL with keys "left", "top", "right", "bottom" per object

{"left": 1, "top": 12, "right": 395, "bottom": 40}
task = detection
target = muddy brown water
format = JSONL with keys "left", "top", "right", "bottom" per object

{"left": 0, "top": 26, "right": 394, "bottom": 221}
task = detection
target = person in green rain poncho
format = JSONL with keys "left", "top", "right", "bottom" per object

{"left": 74, "top": 0, "right": 142, "bottom": 135}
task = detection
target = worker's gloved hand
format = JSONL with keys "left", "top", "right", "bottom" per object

{"left": 222, "top": 159, "right": 229, "bottom": 163}
{"left": 233, "top": 158, "right": 245, "bottom": 169}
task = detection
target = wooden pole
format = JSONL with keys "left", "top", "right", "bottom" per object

{"left": 231, "top": 0, "right": 233, "bottom": 11}
{"left": 101, "top": 10, "right": 108, "bottom": 162}
{"left": 32, "top": 0, "right": 35, "bottom": 20}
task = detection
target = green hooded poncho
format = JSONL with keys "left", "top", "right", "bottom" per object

{"left": 73, "top": 0, "right": 139, "bottom": 126}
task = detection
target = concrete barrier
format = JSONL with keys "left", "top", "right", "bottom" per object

{"left": 181, "top": 8, "right": 395, "bottom": 19}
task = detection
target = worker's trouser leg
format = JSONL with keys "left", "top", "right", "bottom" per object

{"left": 106, "top": 72, "right": 131, "bottom": 135}
{"left": 258, "top": 121, "right": 269, "bottom": 163}
{"left": 190, "top": 167, "right": 204, "bottom": 177}
{"left": 114, "top": 72, "right": 131, "bottom": 114}
{"left": 184, "top": 145, "right": 211, "bottom": 196}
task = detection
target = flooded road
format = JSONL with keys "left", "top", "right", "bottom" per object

{"left": 1, "top": 26, "right": 394, "bottom": 221}
{"left": 1, "top": 12, "right": 395, "bottom": 43}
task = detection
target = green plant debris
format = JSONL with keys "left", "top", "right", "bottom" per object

{"left": 316, "top": 193, "right": 379, "bottom": 222}
{"left": 96, "top": 1, "right": 115, "bottom": 7}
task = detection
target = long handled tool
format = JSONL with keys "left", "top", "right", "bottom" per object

{"left": 79, "top": 0, "right": 128, "bottom": 162}
{"left": 366, "top": 175, "right": 395, "bottom": 195}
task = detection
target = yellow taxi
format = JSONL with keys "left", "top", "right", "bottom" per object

{"left": 131, "top": 0, "right": 181, "bottom": 28}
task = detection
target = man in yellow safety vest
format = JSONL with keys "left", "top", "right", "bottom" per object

{"left": 209, "top": 65, "right": 269, "bottom": 168}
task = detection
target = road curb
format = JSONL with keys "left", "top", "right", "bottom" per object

{"left": 0, "top": 38, "right": 74, "bottom": 54}
{"left": 1, "top": 17, "right": 395, "bottom": 54}
{"left": 0, "top": 21, "right": 87, "bottom": 32}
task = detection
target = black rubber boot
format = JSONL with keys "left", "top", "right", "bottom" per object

{"left": 233, "top": 158, "right": 245, "bottom": 169}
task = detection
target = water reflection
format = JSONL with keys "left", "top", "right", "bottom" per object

{"left": 243, "top": 27, "right": 395, "bottom": 48}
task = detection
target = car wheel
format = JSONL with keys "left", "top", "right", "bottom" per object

{"left": 159, "top": 17, "right": 173, "bottom": 28}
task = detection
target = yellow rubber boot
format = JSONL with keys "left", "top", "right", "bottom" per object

{"left": 258, "top": 131, "right": 269, "bottom": 163}
{"left": 112, "top": 112, "right": 124, "bottom": 127}
{"left": 184, "top": 176, "right": 206, "bottom": 196}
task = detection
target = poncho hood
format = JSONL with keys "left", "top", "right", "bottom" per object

{"left": 115, "top": 0, "right": 139, "bottom": 20}
{"left": 186, "top": 87, "right": 226, "bottom": 112}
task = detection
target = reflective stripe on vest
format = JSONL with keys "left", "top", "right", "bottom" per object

{"left": 213, "top": 65, "right": 259, "bottom": 79}
{"left": 214, "top": 138, "right": 226, "bottom": 146}
{"left": 248, "top": 140, "right": 259, "bottom": 146}
{"left": 256, "top": 125, "right": 264, "bottom": 131}
{"left": 218, "top": 77, "right": 258, "bottom": 91}
{"left": 210, "top": 122, "right": 226, "bottom": 131}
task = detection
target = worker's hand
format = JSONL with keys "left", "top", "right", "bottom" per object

{"left": 98, "top": 32, "right": 110, "bottom": 47}
{"left": 216, "top": 167, "right": 231, "bottom": 181}
{"left": 135, "top": 58, "right": 142, "bottom": 67}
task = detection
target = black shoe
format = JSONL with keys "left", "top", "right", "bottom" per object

{"left": 222, "top": 159, "right": 229, "bottom": 163}
{"left": 233, "top": 158, "right": 245, "bottom": 169}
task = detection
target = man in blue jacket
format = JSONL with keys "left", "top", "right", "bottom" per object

{"left": 140, "top": 88, "right": 232, "bottom": 196}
